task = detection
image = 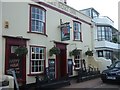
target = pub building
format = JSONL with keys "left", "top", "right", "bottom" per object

{"left": 0, "top": 0, "right": 101, "bottom": 87}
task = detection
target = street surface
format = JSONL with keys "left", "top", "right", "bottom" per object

{"left": 57, "top": 78, "right": 120, "bottom": 90}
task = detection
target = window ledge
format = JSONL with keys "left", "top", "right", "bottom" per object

{"left": 27, "top": 31, "right": 48, "bottom": 37}
{"left": 27, "top": 73, "right": 44, "bottom": 76}
{"left": 74, "top": 68, "right": 80, "bottom": 71}
{"left": 73, "top": 40, "right": 83, "bottom": 42}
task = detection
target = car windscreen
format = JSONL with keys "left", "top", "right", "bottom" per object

{"left": 115, "top": 61, "right": 120, "bottom": 68}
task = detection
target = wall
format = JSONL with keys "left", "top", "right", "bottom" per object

{"left": 95, "top": 40, "right": 119, "bottom": 50}
{"left": 93, "top": 16, "right": 114, "bottom": 26}
{"left": 2, "top": 0, "right": 93, "bottom": 84}
{"left": 0, "top": 1, "right": 3, "bottom": 76}
{"left": 95, "top": 57, "right": 112, "bottom": 72}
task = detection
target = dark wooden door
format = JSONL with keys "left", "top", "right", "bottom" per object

{"left": 5, "top": 38, "right": 26, "bottom": 85}
{"left": 56, "top": 43, "right": 67, "bottom": 79}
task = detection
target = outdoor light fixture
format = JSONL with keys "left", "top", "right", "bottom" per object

{"left": 4, "top": 21, "right": 9, "bottom": 28}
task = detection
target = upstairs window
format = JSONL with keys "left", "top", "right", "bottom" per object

{"left": 97, "top": 26, "right": 112, "bottom": 41}
{"left": 73, "top": 21, "right": 82, "bottom": 41}
{"left": 30, "top": 6, "right": 46, "bottom": 34}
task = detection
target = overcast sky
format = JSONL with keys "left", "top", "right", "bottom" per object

{"left": 67, "top": 0, "right": 119, "bottom": 29}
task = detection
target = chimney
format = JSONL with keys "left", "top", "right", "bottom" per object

{"left": 64, "top": 0, "right": 67, "bottom": 4}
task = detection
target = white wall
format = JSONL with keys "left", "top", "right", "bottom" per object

{"left": 95, "top": 57, "right": 112, "bottom": 72}
{"left": 2, "top": 1, "right": 93, "bottom": 84}
{"left": 0, "top": 1, "right": 3, "bottom": 75}
{"left": 95, "top": 40, "right": 119, "bottom": 50}
{"left": 93, "top": 16, "right": 114, "bottom": 26}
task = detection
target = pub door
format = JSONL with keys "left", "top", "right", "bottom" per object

{"left": 5, "top": 37, "right": 27, "bottom": 85}
{"left": 56, "top": 42, "right": 68, "bottom": 79}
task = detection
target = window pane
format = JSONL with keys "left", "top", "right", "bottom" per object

{"left": 32, "top": 7, "right": 35, "bottom": 13}
{"left": 11, "top": 46, "right": 18, "bottom": 53}
{"left": 32, "top": 54, "right": 35, "bottom": 59}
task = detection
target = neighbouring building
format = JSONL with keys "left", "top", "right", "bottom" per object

{"left": 1, "top": 0, "right": 96, "bottom": 85}
{"left": 81, "top": 8, "right": 120, "bottom": 71}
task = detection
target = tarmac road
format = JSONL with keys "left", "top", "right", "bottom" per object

{"left": 57, "top": 78, "right": 120, "bottom": 90}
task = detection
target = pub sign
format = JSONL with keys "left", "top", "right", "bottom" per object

{"left": 61, "top": 23, "right": 70, "bottom": 41}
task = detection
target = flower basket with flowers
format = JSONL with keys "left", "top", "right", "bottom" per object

{"left": 85, "top": 50, "right": 93, "bottom": 56}
{"left": 15, "top": 46, "right": 28, "bottom": 57}
{"left": 69, "top": 48, "right": 80, "bottom": 56}
{"left": 49, "top": 46, "right": 60, "bottom": 56}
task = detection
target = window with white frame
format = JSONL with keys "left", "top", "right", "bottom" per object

{"left": 30, "top": 46, "right": 45, "bottom": 74}
{"left": 74, "top": 52, "right": 82, "bottom": 69}
{"left": 97, "top": 26, "right": 112, "bottom": 41}
{"left": 73, "top": 21, "right": 82, "bottom": 41}
{"left": 31, "top": 6, "right": 46, "bottom": 34}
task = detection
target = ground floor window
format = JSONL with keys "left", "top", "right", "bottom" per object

{"left": 30, "top": 46, "right": 45, "bottom": 74}
{"left": 97, "top": 50, "right": 113, "bottom": 60}
{"left": 74, "top": 51, "right": 82, "bottom": 69}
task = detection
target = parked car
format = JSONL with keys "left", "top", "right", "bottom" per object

{"left": 101, "top": 61, "right": 120, "bottom": 83}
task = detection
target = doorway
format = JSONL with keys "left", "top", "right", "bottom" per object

{"left": 55, "top": 42, "right": 68, "bottom": 79}
{"left": 5, "top": 37, "right": 27, "bottom": 85}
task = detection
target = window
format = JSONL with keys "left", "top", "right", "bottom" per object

{"left": 97, "top": 50, "right": 113, "bottom": 60}
{"left": 74, "top": 52, "right": 82, "bottom": 69}
{"left": 98, "top": 50, "right": 103, "bottom": 57}
{"left": 30, "top": 46, "right": 45, "bottom": 74}
{"left": 115, "top": 62, "right": 120, "bottom": 67}
{"left": 97, "top": 26, "right": 112, "bottom": 41}
{"left": 30, "top": 6, "right": 46, "bottom": 34}
{"left": 11, "top": 46, "right": 18, "bottom": 53}
{"left": 105, "top": 50, "right": 113, "bottom": 60}
{"left": 73, "top": 21, "right": 82, "bottom": 41}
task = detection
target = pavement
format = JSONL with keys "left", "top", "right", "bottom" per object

{"left": 57, "top": 78, "right": 120, "bottom": 90}
{"left": 57, "top": 77, "right": 103, "bottom": 89}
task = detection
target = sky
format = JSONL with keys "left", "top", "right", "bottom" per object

{"left": 67, "top": 0, "right": 119, "bottom": 29}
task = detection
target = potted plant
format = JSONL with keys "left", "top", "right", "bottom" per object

{"left": 69, "top": 48, "right": 80, "bottom": 56}
{"left": 85, "top": 50, "right": 93, "bottom": 56}
{"left": 112, "top": 37, "right": 118, "bottom": 43}
{"left": 15, "top": 46, "right": 28, "bottom": 57}
{"left": 49, "top": 46, "right": 60, "bottom": 56}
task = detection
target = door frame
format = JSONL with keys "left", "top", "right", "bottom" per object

{"left": 55, "top": 42, "right": 68, "bottom": 79}
{"left": 4, "top": 37, "right": 28, "bottom": 84}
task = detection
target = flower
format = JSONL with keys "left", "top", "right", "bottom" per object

{"left": 69, "top": 49, "right": 80, "bottom": 56}
{"left": 49, "top": 46, "right": 60, "bottom": 56}
{"left": 15, "top": 46, "right": 28, "bottom": 57}
{"left": 85, "top": 50, "right": 93, "bottom": 56}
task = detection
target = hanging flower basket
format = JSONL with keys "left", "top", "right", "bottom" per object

{"left": 69, "top": 49, "right": 80, "bottom": 56}
{"left": 15, "top": 46, "right": 28, "bottom": 57}
{"left": 85, "top": 50, "right": 93, "bottom": 56}
{"left": 49, "top": 46, "right": 60, "bottom": 56}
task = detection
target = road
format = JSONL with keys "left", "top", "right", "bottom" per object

{"left": 57, "top": 78, "right": 120, "bottom": 90}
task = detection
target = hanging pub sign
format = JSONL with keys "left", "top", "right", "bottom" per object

{"left": 61, "top": 22, "right": 71, "bottom": 41}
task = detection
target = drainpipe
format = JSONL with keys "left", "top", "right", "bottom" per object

{"left": 0, "top": 0, "right": 2, "bottom": 76}
{"left": 90, "top": 21, "right": 95, "bottom": 52}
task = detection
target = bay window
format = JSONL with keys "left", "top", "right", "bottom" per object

{"left": 97, "top": 26, "right": 112, "bottom": 41}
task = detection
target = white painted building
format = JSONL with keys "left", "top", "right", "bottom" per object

{"left": 81, "top": 8, "right": 120, "bottom": 72}
{"left": 1, "top": 0, "right": 96, "bottom": 85}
